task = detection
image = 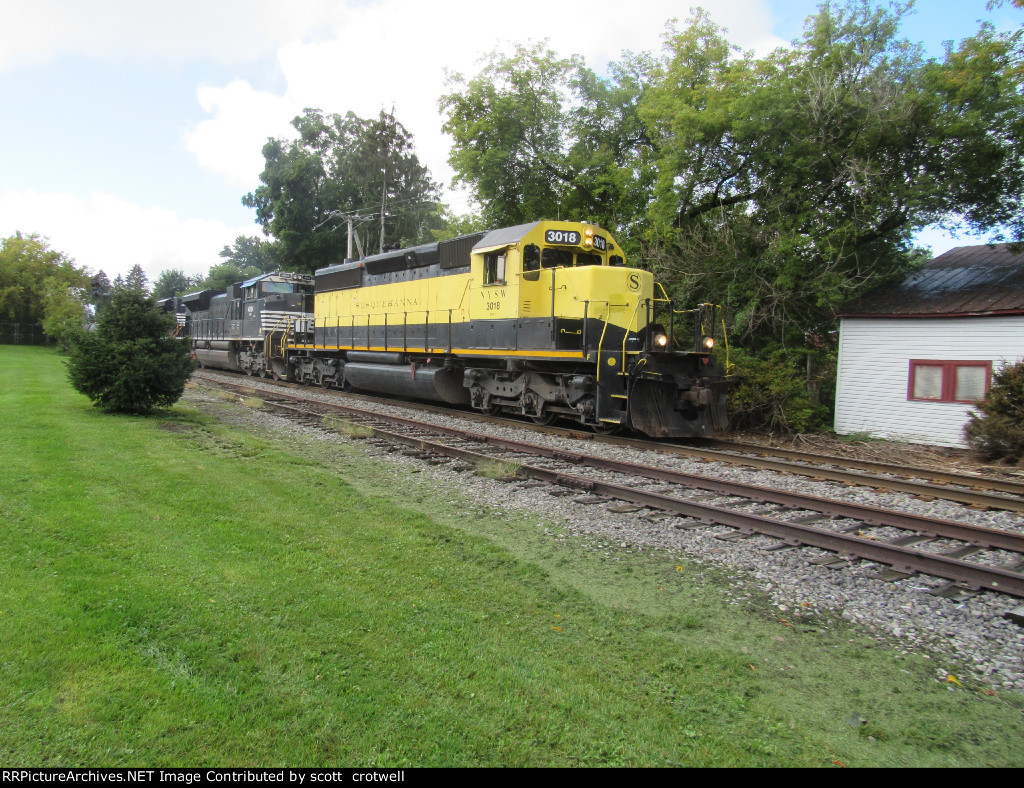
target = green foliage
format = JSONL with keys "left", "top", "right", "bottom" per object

{"left": 66, "top": 282, "right": 194, "bottom": 414}
{"left": 243, "top": 109, "right": 441, "bottom": 272}
{"left": 198, "top": 261, "right": 261, "bottom": 291}
{"left": 440, "top": 2, "right": 1024, "bottom": 350}
{"left": 964, "top": 360, "right": 1024, "bottom": 462}
{"left": 152, "top": 268, "right": 200, "bottom": 300}
{"left": 429, "top": 207, "right": 490, "bottom": 241}
{"left": 40, "top": 279, "right": 88, "bottom": 352}
{"left": 440, "top": 42, "right": 654, "bottom": 231}
{"left": 726, "top": 344, "right": 837, "bottom": 434}
{"left": 218, "top": 234, "right": 279, "bottom": 274}
{"left": 0, "top": 233, "right": 90, "bottom": 325}
{"left": 117, "top": 264, "right": 149, "bottom": 294}
{"left": 441, "top": 43, "right": 585, "bottom": 226}
{"left": 89, "top": 270, "right": 112, "bottom": 317}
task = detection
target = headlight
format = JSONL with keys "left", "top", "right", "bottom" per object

{"left": 653, "top": 332, "right": 669, "bottom": 349}
{"left": 701, "top": 336, "right": 715, "bottom": 350}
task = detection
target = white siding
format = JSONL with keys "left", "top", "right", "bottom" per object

{"left": 834, "top": 316, "right": 1024, "bottom": 447}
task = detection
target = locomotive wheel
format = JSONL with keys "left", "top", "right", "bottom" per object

{"left": 530, "top": 412, "right": 557, "bottom": 426}
{"left": 591, "top": 422, "right": 622, "bottom": 436}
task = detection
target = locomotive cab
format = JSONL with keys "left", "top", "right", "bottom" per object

{"left": 460, "top": 221, "right": 730, "bottom": 436}
{"left": 188, "top": 272, "right": 314, "bottom": 378}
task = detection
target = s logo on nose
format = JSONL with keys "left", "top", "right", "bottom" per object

{"left": 627, "top": 274, "right": 641, "bottom": 291}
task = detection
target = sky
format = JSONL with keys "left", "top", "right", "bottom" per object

{"left": 0, "top": 0, "right": 1020, "bottom": 282}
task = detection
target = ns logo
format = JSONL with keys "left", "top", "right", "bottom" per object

{"left": 627, "top": 273, "right": 641, "bottom": 292}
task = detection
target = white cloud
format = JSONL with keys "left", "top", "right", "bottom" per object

{"left": 184, "top": 81, "right": 299, "bottom": 189}
{"left": 0, "top": 190, "right": 252, "bottom": 281}
{"left": 181, "top": 0, "right": 788, "bottom": 200}
{"left": 0, "top": 0, "right": 343, "bottom": 72}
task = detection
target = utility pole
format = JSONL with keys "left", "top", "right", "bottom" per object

{"left": 380, "top": 176, "right": 386, "bottom": 255}
{"left": 379, "top": 106, "right": 395, "bottom": 255}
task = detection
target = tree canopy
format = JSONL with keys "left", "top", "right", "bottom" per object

{"left": 243, "top": 109, "right": 442, "bottom": 273}
{"left": 440, "top": 1, "right": 1024, "bottom": 345}
{"left": 218, "top": 235, "right": 279, "bottom": 274}
{"left": 152, "top": 269, "right": 200, "bottom": 300}
{"left": 0, "top": 233, "right": 90, "bottom": 325}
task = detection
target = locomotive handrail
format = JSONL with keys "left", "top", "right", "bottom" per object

{"left": 263, "top": 314, "right": 293, "bottom": 361}
{"left": 314, "top": 309, "right": 456, "bottom": 354}
{"left": 624, "top": 297, "right": 645, "bottom": 357}
{"left": 456, "top": 278, "right": 471, "bottom": 310}
{"left": 594, "top": 304, "right": 614, "bottom": 385}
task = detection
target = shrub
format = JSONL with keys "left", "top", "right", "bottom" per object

{"left": 66, "top": 283, "right": 194, "bottom": 414}
{"left": 964, "top": 360, "right": 1024, "bottom": 463}
{"left": 726, "top": 345, "right": 836, "bottom": 434}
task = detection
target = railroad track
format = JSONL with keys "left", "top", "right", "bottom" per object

{"left": 704, "top": 439, "right": 1024, "bottom": 496}
{"left": 194, "top": 374, "right": 1024, "bottom": 602}
{"left": 192, "top": 369, "right": 1024, "bottom": 513}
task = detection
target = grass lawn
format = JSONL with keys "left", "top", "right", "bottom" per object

{"left": 1, "top": 345, "right": 1022, "bottom": 767}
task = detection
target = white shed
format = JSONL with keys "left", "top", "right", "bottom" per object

{"left": 834, "top": 245, "right": 1024, "bottom": 448}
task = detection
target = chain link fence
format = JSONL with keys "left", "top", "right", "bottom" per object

{"left": 0, "top": 324, "right": 52, "bottom": 345}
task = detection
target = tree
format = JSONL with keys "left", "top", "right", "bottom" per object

{"left": 441, "top": 43, "right": 583, "bottom": 226}
{"left": 243, "top": 109, "right": 442, "bottom": 272}
{"left": 66, "top": 280, "right": 194, "bottom": 414}
{"left": 0, "top": 233, "right": 89, "bottom": 325}
{"left": 199, "top": 261, "right": 262, "bottom": 291}
{"left": 153, "top": 269, "right": 199, "bottom": 300}
{"left": 218, "top": 235, "right": 279, "bottom": 273}
{"left": 429, "top": 207, "right": 490, "bottom": 241}
{"left": 440, "top": 43, "right": 654, "bottom": 232}
{"left": 41, "top": 279, "right": 88, "bottom": 352}
{"left": 124, "top": 264, "right": 149, "bottom": 294}
{"left": 441, "top": 3, "right": 1024, "bottom": 348}
{"left": 640, "top": 2, "right": 1024, "bottom": 344}
{"left": 90, "top": 271, "right": 112, "bottom": 317}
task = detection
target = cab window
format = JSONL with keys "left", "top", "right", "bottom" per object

{"left": 576, "top": 253, "right": 602, "bottom": 267}
{"left": 541, "top": 248, "right": 573, "bottom": 268}
{"left": 262, "top": 282, "right": 294, "bottom": 294}
{"left": 523, "top": 244, "right": 540, "bottom": 272}
{"left": 484, "top": 251, "right": 506, "bottom": 285}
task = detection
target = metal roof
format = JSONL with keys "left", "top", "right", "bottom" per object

{"left": 473, "top": 222, "right": 541, "bottom": 250}
{"left": 841, "top": 244, "right": 1024, "bottom": 317}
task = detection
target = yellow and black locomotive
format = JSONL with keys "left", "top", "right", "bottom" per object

{"left": 277, "top": 220, "right": 730, "bottom": 437}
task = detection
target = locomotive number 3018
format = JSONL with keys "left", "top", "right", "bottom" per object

{"left": 545, "top": 230, "right": 580, "bottom": 245}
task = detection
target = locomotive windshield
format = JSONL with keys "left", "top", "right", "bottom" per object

{"left": 262, "top": 282, "right": 296, "bottom": 294}
{"left": 527, "top": 247, "right": 606, "bottom": 270}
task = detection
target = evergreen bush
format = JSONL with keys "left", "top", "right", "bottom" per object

{"left": 66, "top": 283, "right": 194, "bottom": 414}
{"left": 726, "top": 345, "right": 836, "bottom": 434}
{"left": 964, "top": 360, "right": 1024, "bottom": 463}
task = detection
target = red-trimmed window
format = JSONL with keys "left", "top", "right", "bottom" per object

{"left": 908, "top": 360, "right": 992, "bottom": 403}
